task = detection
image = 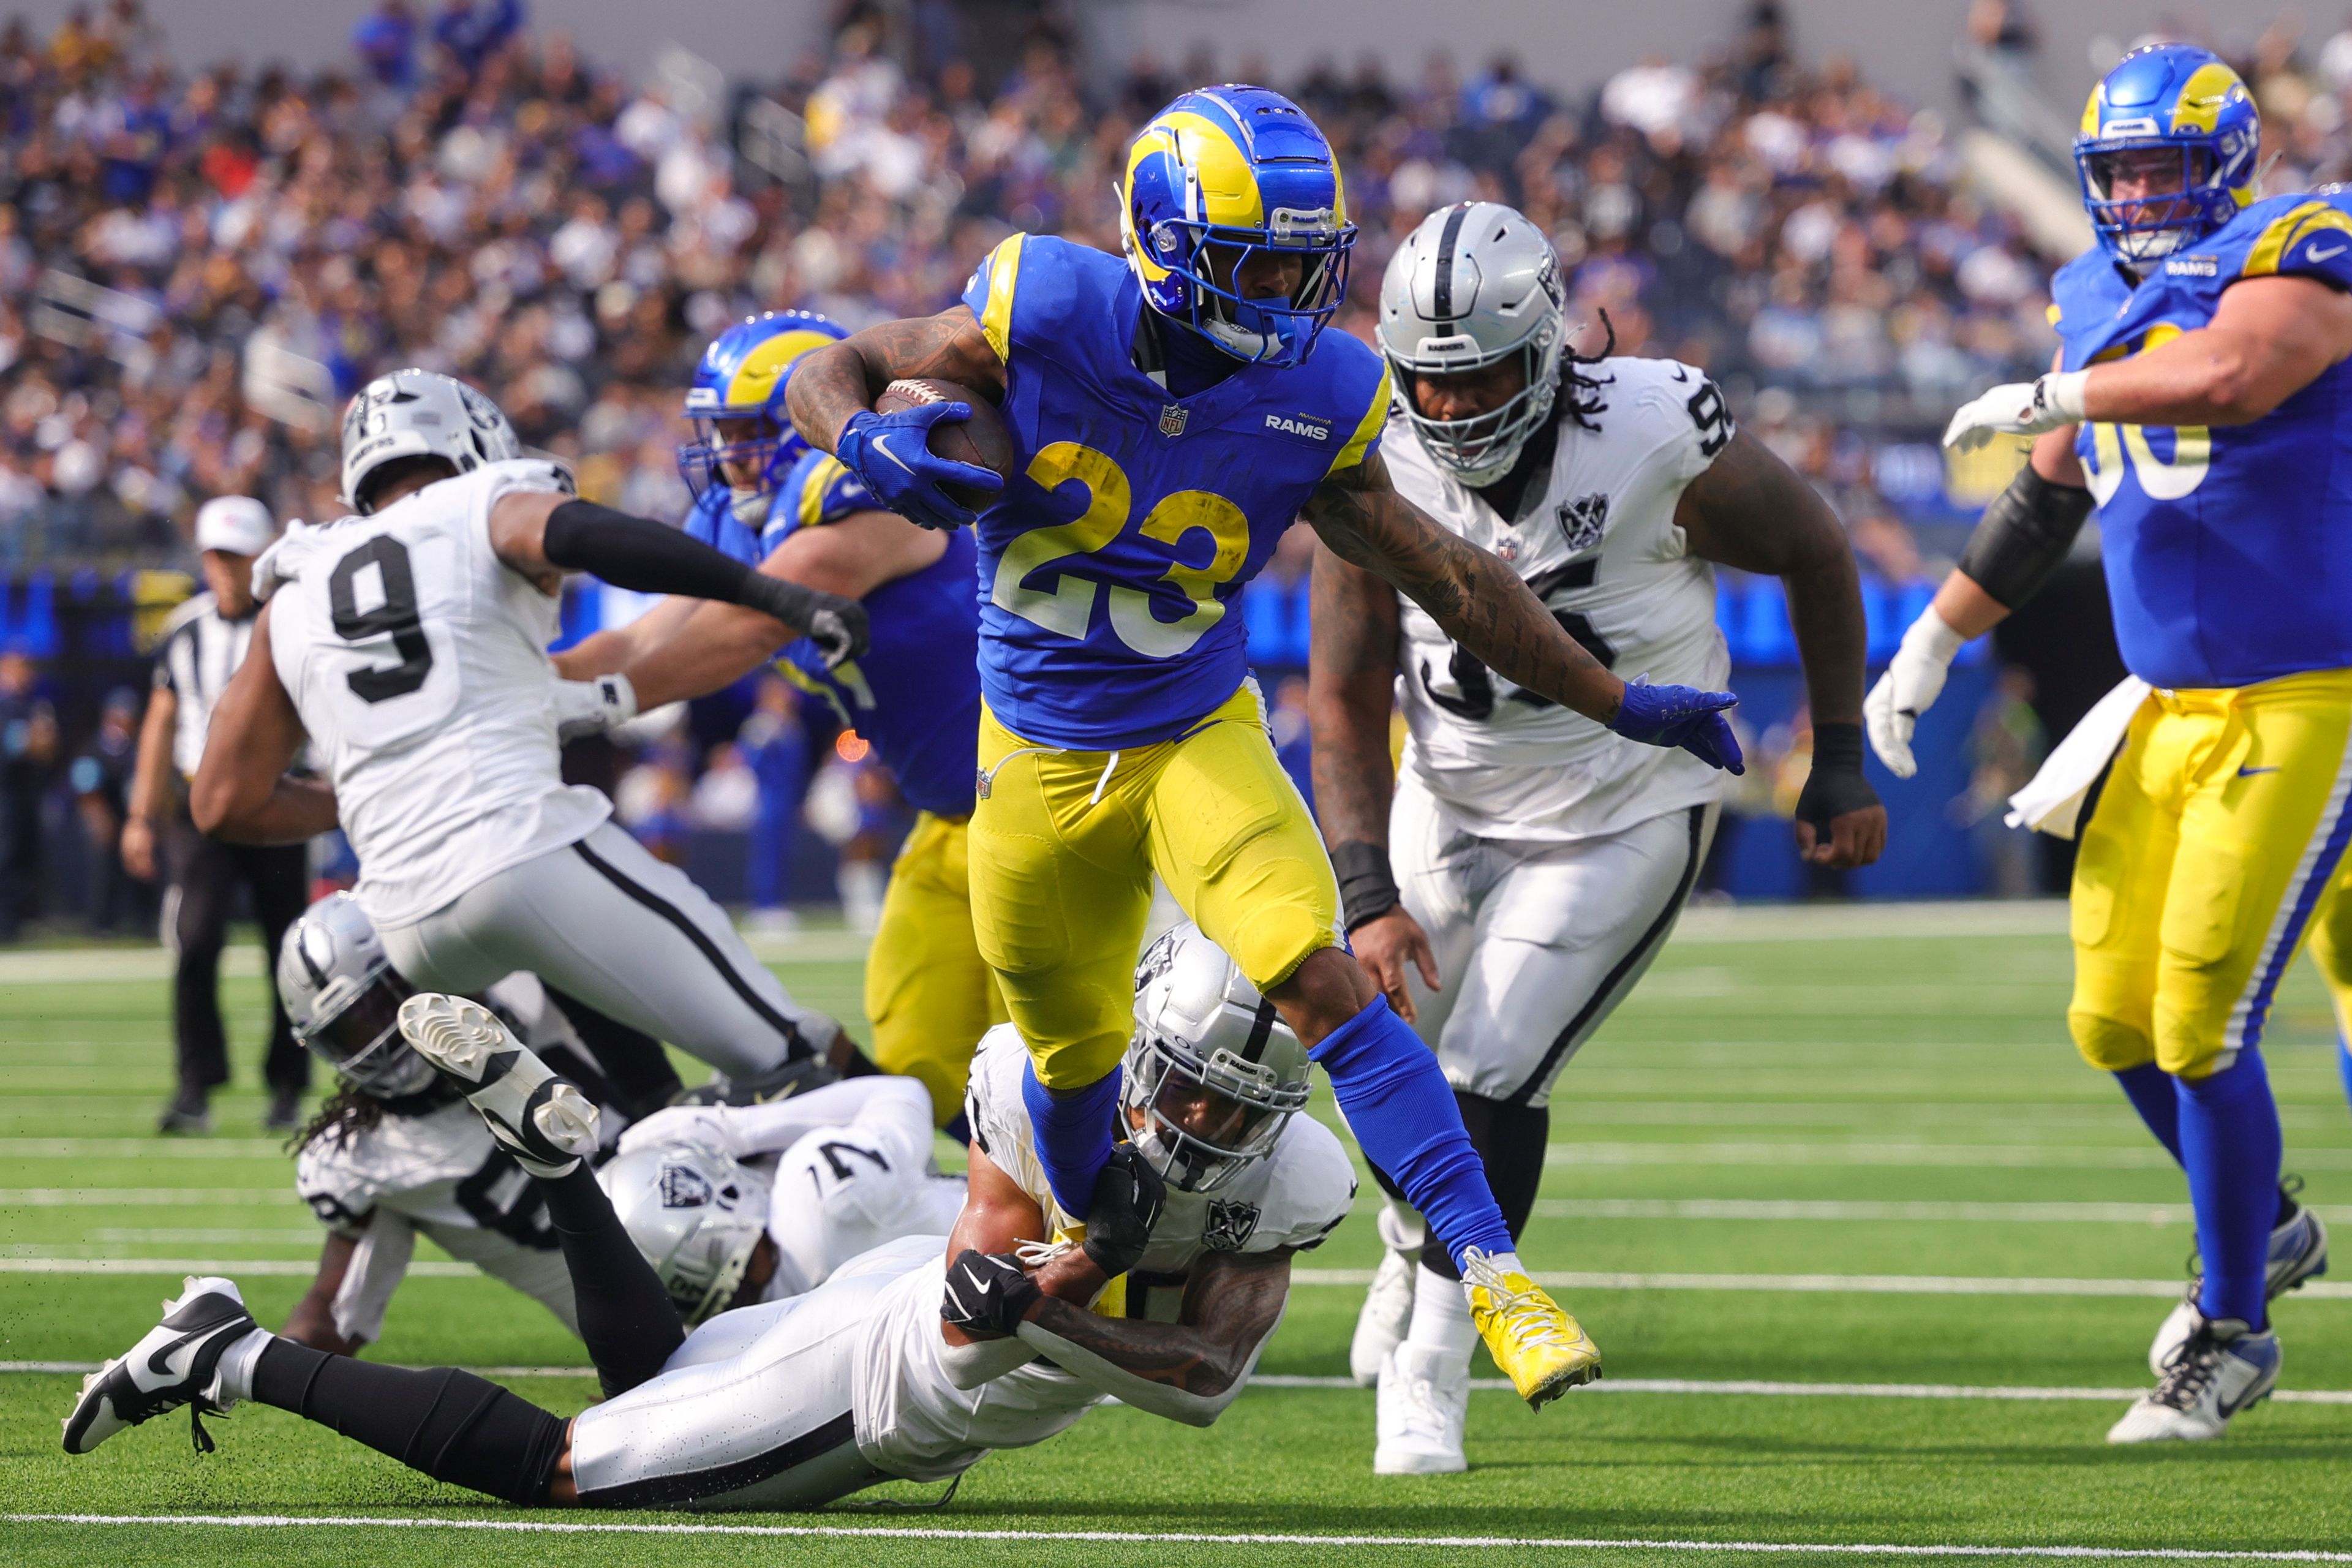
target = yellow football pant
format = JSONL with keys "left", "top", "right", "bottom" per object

{"left": 968, "top": 682, "right": 1341, "bottom": 1090}
{"left": 2069, "top": 669, "right": 2352, "bottom": 1079}
{"left": 863, "top": 810, "right": 1008, "bottom": 1126}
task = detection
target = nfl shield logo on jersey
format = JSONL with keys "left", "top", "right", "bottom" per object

{"left": 1558, "top": 492, "right": 1610, "bottom": 553}
{"left": 1202, "top": 1199, "right": 1261, "bottom": 1251}
{"left": 1159, "top": 404, "right": 1188, "bottom": 438}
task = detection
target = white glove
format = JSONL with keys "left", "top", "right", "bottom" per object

{"left": 614, "top": 1104, "right": 739, "bottom": 1159}
{"left": 551, "top": 673, "right": 638, "bottom": 742}
{"left": 1942, "top": 371, "right": 2090, "bottom": 451}
{"left": 1864, "top": 608, "right": 1967, "bottom": 780}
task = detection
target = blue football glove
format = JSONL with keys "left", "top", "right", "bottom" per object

{"left": 834, "top": 403, "right": 1005, "bottom": 532}
{"left": 1607, "top": 677, "right": 1744, "bottom": 774}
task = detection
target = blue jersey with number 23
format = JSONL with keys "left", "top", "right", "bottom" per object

{"left": 959, "top": 234, "right": 1392, "bottom": 748}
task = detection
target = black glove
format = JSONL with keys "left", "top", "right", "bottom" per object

{"left": 739, "top": 578, "right": 870, "bottom": 670}
{"left": 941, "top": 1248, "right": 1041, "bottom": 1338}
{"left": 1081, "top": 1145, "right": 1167, "bottom": 1279}
{"left": 1795, "top": 720, "right": 1882, "bottom": 840}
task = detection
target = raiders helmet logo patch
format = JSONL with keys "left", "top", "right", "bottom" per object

{"left": 1159, "top": 404, "right": 1189, "bottom": 437}
{"left": 659, "top": 1165, "right": 714, "bottom": 1209}
{"left": 1557, "top": 492, "right": 1610, "bottom": 554}
{"left": 1202, "top": 1199, "right": 1262, "bottom": 1251}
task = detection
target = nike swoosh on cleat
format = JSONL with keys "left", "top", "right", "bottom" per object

{"left": 146, "top": 1317, "right": 244, "bottom": 1378}
{"left": 2237, "top": 766, "right": 2281, "bottom": 777}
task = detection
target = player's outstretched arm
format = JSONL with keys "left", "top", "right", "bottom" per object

{"left": 1675, "top": 431, "right": 1886, "bottom": 868}
{"left": 1303, "top": 456, "right": 1742, "bottom": 771}
{"left": 1304, "top": 455, "right": 1623, "bottom": 719}
{"left": 486, "top": 492, "right": 868, "bottom": 669}
{"left": 561, "top": 512, "right": 946, "bottom": 711}
{"left": 1011, "top": 1247, "right": 1295, "bottom": 1427}
{"left": 190, "top": 604, "right": 340, "bottom": 843}
{"left": 785, "top": 308, "right": 1008, "bottom": 531}
{"left": 1945, "top": 275, "right": 2352, "bottom": 447}
{"left": 1306, "top": 538, "right": 1437, "bottom": 1018}
{"left": 1866, "top": 426, "right": 2084, "bottom": 778}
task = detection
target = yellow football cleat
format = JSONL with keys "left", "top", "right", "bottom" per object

{"left": 1464, "top": 1250, "right": 1602, "bottom": 1409}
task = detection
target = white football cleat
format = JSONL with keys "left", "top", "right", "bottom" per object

{"left": 1374, "top": 1343, "right": 1469, "bottom": 1475}
{"left": 397, "top": 992, "right": 599, "bottom": 1177}
{"left": 2109, "top": 1311, "right": 2280, "bottom": 1444}
{"left": 2149, "top": 1199, "right": 2327, "bottom": 1374}
{"left": 62, "top": 1275, "right": 255, "bottom": 1455}
{"left": 1351, "top": 1205, "right": 1423, "bottom": 1387}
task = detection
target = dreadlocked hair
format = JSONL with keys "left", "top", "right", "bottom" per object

{"left": 1559, "top": 309, "right": 1617, "bottom": 432}
{"left": 288, "top": 1078, "right": 383, "bottom": 1156}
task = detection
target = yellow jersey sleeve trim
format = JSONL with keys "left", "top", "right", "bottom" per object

{"left": 2243, "top": 200, "right": 2352, "bottom": 277}
{"left": 799, "top": 456, "right": 853, "bottom": 529}
{"left": 2045, "top": 302, "right": 2063, "bottom": 326}
{"left": 1326, "top": 362, "right": 1393, "bottom": 478}
{"left": 979, "top": 234, "right": 1026, "bottom": 364}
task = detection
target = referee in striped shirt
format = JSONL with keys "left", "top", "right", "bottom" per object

{"left": 123, "top": 497, "right": 312, "bottom": 1134}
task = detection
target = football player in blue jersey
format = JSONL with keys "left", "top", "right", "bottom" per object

{"left": 1872, "top": 43, "right": 2352, "bottom": 1441}
{"left": 556, "top": 313, "right": 1004, "bottom": 1128}
{"left": 785, "top": 85, "right": 1749, "bottom": 1408}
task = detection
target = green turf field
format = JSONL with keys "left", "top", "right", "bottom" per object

{"left": 6, "top": 902, "right": 2351, "bottom": 1567}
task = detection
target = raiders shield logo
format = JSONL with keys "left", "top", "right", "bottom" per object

{"left": 1202, "top": 1199, "right": 1262, "bottom": 1251}
{"left": 1558, "top": 492, "right": 1610, "bottom": 553}
{"left": 1159, "top": 404, "right": 1188, "bottom": 438}
{"left": 658, "top": 1164, "right": 714, "bottom": 1209}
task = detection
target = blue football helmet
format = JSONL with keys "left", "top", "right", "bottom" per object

{"left": 1120, "top": 85, "right": 1356, "bottom": 368}
{"left": 677, "top": 312, "right": 850, "bottom": 502}
{"left": 2075, "top": 43, "right": 2261, "bottom": 265}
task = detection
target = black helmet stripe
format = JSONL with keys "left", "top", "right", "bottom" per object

{"left": 1431, "top": 203, "right": 1471, "bottom": 322}
{"left": 1242, "top": 998, "right": 1279, "bottom": 1062}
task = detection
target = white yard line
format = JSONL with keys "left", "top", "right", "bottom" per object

{"left": 6, "top": 1363, "right": 2351, "bottom": 1409}
{"left": 0, "top": 1256, "right": 2334, "bottom": 1298}
{"left": 6, "top": 1512, "right": 2343, "bottom": 1560}
{"left": 1536, "top": 1143, "right": 2352, "bottom": 1170}
{"left": 1531, "top": 1199, "right": 2215, "bottom": 1224}
{"left": 0, "top": 1188, "right": 298, "bottom": 1206}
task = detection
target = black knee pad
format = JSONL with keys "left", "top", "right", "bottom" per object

{"left": 1419, "top": 1092, "right": 1550, "bottom": 1281}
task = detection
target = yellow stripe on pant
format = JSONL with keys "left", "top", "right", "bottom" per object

{"left": 968, "top": 680, "right": 1341, "bottom": 1090}
{"left": 2068, "top": 668, "right": 2352, "bottom": 1079}
{"left": 864, "top": 810, "right": 1009, "bottom": 1126}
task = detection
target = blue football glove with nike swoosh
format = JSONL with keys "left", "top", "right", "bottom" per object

{"left": 835, "top": 403, "right": 1005, "bottom": 532}
{"left": 1607, "top": 676, "right": 1745, "bottom": 774}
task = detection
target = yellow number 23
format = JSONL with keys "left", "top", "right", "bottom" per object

{"left": 990, "top": 440, "right": 1251, "bottom": 659}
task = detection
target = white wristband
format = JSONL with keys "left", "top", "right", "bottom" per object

{"left": 2037, "top": 370, "right": 2090, "bottom": 424}
{"left": 1902, "top": 605, "right": 1967, "bottom": 667}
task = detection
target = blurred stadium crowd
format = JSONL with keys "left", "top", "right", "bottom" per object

{"left": 0, "top": 0, "right": 2337, "bottom": 932}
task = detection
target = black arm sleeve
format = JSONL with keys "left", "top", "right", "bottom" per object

{"left": 540, "top": 499, "right": 845, "bottom": 631}
{"left": 1955, "top": 465, "right": 2095, "bottom": 611}
{"left": 1330, "top": 840, "right": 1402, "bottom": 932}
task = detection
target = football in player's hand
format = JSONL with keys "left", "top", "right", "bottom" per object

{"left": 874, "top": 379, "right": 1015, "bottom": 511}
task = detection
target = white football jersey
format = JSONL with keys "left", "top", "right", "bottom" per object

{"left": 1385, "top": 356, "right": 1735, "bottom": 840}
{"left": 265, "top": 459, "right": 609, "bottom": 927}
{"left": 848, "top": 1024, "right": 1354, "bottom": 1480}
{"left": 295, "top": 974, "right": 608, "bottom": 1343}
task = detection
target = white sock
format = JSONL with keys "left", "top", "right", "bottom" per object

{"left": 1404, "top": 1263, "right": 1479, "bottom": 1360}
{"left": 208, "top": 1325, "right": 274, "bottom": 1407}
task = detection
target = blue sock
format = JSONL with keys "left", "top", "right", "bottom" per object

{"left": 2175, "top": 1046, "right": 2283, "bottom": 1329}
{"left": 2113, "top": 1062, "right": 2184, "bottom": 1164}
{"left": 1311, "top": 996, "right": 1512, "bottom": 1270}
{"left": 1021, "top": 1060, "right": 1120, "bottom": 1219}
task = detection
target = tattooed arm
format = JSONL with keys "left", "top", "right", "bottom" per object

{"left": 1306, "top": 540, "right": 1438, "bottom": 1018}
{"left": 1014, "top": 1246, "right": 1295, "bottom": 1427}
{"left": 1302, "top": 455, "right": 1626, "bottom": 723}
{"left": 785, "top": 306, "right": 1008, "bottom": 454}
